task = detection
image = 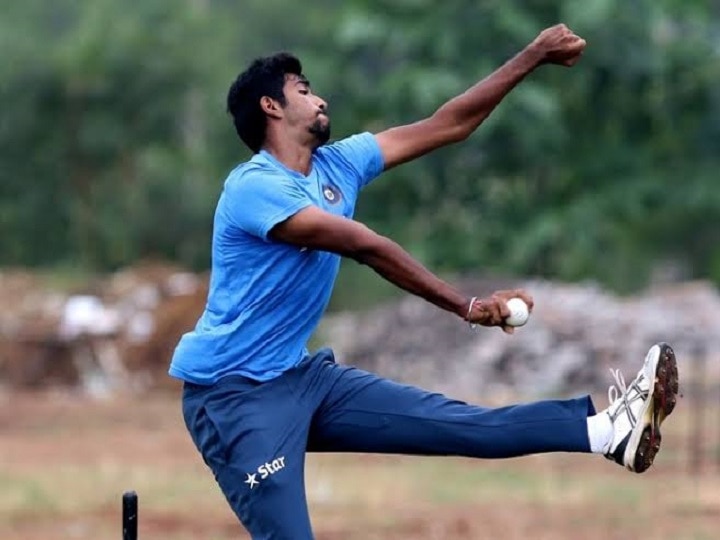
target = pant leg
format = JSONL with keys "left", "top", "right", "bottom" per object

{"left": 182, "top": 375, "right": 314, "bottom": 540}
{"left": 308, "top": 361, "right": 594, "bottom": 457}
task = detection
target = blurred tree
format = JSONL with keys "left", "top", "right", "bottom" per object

{"left": 330, "top": 0, "right": 720, "bottom": 291}
{"left": 0, "top": 0, "right": 717, "bottom": 298}
{"left": 0, "top": 0, "right": 342, "bottom": 269}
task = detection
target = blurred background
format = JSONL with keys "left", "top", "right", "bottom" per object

{"left": 1, "top": 1, "right": 719, "bottom": 539}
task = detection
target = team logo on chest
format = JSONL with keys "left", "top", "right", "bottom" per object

{"left": 322, "top": 183, "right": 342, "bottom": 205}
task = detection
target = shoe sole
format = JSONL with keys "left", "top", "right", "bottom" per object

{"left": 625, "top": 343, "right": 679, "bottom": 473}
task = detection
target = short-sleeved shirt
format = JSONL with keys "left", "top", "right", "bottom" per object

{"left": 168, "top": 132, "right": 384, "bottom": 384}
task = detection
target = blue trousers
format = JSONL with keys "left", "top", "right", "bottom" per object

{"left": 182, "top": 348, "right": 594, "bottom": 539}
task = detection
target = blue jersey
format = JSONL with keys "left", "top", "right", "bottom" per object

{"left": 168, "top": 132, "right": 384, "bottom": 384}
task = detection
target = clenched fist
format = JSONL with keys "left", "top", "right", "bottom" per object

{"left": 531, "top": 24, "right": 586, "bottom": 67}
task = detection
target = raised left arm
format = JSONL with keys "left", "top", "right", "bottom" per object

{"left": 375, "top": 24, "right": 586, "bottom": 171}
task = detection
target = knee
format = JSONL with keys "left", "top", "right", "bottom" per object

{"left": 217, "top": 467, "right": 313, "bottom": 539}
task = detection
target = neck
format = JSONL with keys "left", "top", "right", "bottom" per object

{"left": 262, "top": 138, "right": 314, "bottom": 176}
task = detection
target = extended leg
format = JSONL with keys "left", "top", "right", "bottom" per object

{"left": 307, "top": 363, "right": 593, "bottom": 457}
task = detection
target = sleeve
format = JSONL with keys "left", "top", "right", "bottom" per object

{"left": 223, "top": 170, "right": 313, "bottom": 241}
{"left": 319, "top": 132, "right": 385, "bottom": 189}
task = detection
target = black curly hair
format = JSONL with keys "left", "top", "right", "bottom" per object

{"left": 227, "top": 53, "right": 303, "bottom": 153}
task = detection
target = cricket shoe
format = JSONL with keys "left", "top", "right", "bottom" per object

{"left": 603, "top": 342, "right": 679, "bottom": 473}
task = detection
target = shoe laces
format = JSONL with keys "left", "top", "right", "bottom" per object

{"left": 607, "top": 368, "right": 648, "bottom": 427}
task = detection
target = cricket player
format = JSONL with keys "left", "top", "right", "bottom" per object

{"left": 170, "top": 24, "right": 679, "bottom": 539}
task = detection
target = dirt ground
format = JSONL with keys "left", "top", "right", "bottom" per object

{"left": 1, "top": 389, "right": 718, "bottom": 540}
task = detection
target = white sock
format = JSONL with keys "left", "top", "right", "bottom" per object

{"left": 586, "top": 412, "right": 613, "bottom": 454}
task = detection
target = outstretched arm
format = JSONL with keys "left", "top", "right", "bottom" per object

{"left": 375, "top": 24, "right": 586, "bottom": 170}
{"left": 270, "top": 206, "right": 533, "bottom": 333}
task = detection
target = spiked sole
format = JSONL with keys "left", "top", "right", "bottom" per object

{"left": 629, "top": 343, "right": 679, "bottom": 473}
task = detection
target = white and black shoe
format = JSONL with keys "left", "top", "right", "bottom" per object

{"left": 603, "top": 343, "right": 679, "bottom": 473}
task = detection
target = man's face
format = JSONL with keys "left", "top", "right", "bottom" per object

{"left": 281, "top": 74, "right": 330, "bottom": 146}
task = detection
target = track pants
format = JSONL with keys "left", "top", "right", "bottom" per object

{"left": 182, "top": 348, "right": 595, "bottom": 539}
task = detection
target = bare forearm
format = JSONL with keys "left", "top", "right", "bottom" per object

{"left": 352, "top": 236, "right": 468, "bottom": 317}
{"left": 434, "top": 45, "right": 544, "bottom": 137}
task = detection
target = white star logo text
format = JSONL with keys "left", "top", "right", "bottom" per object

{"left": 244, "top": 473, "right": 259, "bottom": 489}
{"left": 244, "top": 456, "right": 286, "bottom": 492}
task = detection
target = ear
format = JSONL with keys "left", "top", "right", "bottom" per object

{"left": 260, "top": 96, "right": 283, "bottom": 120}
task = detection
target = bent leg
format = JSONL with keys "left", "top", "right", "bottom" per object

{"left": 183, "top": 377, "right": 314, "bottom": 540}
{"left": 308, "top": 364, "right": 593, "bottom": 458}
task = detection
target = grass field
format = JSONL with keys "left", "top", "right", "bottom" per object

{"left": 1, "top": 388, "right": 718, "bottom": 540}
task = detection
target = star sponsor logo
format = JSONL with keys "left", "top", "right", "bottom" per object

{"left": 244, "top": 473, "right": 259, "bottom": 489}
{"left": 245, "top": 456, "right": 286, "bottom": 490}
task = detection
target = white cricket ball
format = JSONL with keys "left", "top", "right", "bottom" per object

{"left": 505, "top": 297, "right": 530, "bottom": 327}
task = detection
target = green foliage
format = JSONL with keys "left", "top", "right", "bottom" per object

{"left": 1, "top": 0, "right": 718, "bottom": 294}
{"left": 333, "top": 0, "right": 720, "bottom": 291}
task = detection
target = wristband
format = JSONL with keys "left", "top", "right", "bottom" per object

{"left": 466, "top": 296, "right": 478, "bottom": 329}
